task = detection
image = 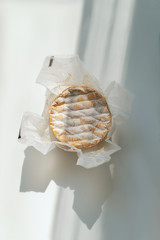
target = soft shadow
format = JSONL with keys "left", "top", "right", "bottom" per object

{"left": 101, "top": 123, "right": 158, "bottom": 240}
{"left": 100, "top": 0, "right": 160, "bottom": 238}
{"left": 20, "top": 146, "right": 112, "bottom": 228}
{"left": 77, "top": 0, "right": 95, "bottom": 60}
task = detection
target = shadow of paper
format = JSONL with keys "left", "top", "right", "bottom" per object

{"left": 20, "top": 146, "right": 112, "bottom": 228}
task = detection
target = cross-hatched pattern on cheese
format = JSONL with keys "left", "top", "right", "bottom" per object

{"left": 49, "top": 86, "right": 112, "bottom": 149}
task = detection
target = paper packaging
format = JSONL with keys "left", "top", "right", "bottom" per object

{"left": 18, "top": 55, "right": 132, "bottom": 169}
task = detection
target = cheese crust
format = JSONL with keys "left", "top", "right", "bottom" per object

{"left": 49, "top": 86, "right": 112, "bottom": 149}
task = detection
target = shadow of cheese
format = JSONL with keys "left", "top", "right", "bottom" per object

{"left": 20, "top": 146, "right": 112, "bottom": 228}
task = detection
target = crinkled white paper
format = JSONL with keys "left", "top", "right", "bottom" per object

{"left": 18, "top": 55, "right": 132, "bottom": 168}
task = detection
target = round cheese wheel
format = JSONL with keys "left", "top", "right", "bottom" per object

{"left": 49, "top": 86, "right": 112, "bottom": 149}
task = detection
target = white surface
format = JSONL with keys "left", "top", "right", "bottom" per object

{"left": 0, "top": 0, "right": 160, "bottom": 239}
{"left": 0, "top": 1, "right": 83, "bottom": 239}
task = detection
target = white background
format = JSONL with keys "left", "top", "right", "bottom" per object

{"left": 0, "top": 1, "right": 84, "bottom": 239}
